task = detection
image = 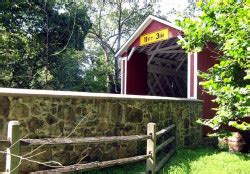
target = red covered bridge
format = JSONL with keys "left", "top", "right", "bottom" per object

{"left": 116, "top": 15, "right": 218, "bottom": 135}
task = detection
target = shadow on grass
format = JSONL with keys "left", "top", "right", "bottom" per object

{"left": 74, "top": 160, "right": 146, "bottom": 174}
{"left": 72, "top": 147, "right": 250, "bottom": 174}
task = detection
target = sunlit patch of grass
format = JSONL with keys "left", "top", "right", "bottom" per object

{"left": 160, "top": 148, "right": 250, "bottom": 174}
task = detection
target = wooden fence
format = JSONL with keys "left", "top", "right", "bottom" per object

{"left": 1, "top": 121, "right": 176, "bottom": 174}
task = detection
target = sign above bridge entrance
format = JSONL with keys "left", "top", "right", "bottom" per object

{"left": 140, "top": 29, "right": 169, "bottom": 46}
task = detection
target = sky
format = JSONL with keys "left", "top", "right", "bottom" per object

{"left": 156, "top": 0, "right": 189, "bottom": 12}
{"left": 124, "top": 0, "right": 190, "bottom": 21}
{"left": 157, "top": 0, "right": 189, "bottom": 21}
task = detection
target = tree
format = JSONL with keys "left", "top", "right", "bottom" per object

{"left": 0, "top": 0, "right": 91, "bottom": 90}
{"left": 83, "top": 1, "right": 154, "bottom": 93}
{"left": 178, "top": 0, "right": 249, "bottom": 134}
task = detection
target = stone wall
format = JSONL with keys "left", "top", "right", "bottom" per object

{"left": 0, "top": 88, "right": 202, "bottom": 173}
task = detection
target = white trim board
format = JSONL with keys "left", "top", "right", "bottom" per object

{"left": 194, "top": 52, "right": 198, "bottom": 99}
{"left": 0, "top": 88, "right": 202, "bottom": 102}
{"left": 124, "top": 56, "right": 128, "bottom": 94}
{"left": 187, "top": 53, "right": 191, "bottom": 98}
{"left": 120, "top": 58, "right": 125, "bottom": 94}
{"left": 127, "top": 47, "right": 137, "bottom": 61}
{"left": 187, "top": 52, "right": 198, "bottom": 99}
{"left": 120, "top": 57, "right": 128, "bottom": 95}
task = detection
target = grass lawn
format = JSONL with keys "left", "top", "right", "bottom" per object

{"left": 80, "top": 148, "right": 250, "bottom": 174}
{"left": 160, "top": 148, "right": 250, "bottom": 174}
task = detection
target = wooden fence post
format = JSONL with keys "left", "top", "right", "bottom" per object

{"left": 146, "top": 123, "right": 156, "bottom": 174}
{"left": 5, "top": 121, "right": 20, "bottom": 174}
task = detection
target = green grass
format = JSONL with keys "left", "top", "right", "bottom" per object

{"left": 79, "top": 148, "right": 250, "bottom": 174}
{"left": 160, "top": 148, "right": 250, "bottom": 174}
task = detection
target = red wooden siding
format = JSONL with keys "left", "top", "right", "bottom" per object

{"left": 129, "top": 21, "right": 181, "bottom": 50}
{"left": 127, "top": 52, "right": 148, "bottom": 95}
{"left": 197, "top": 45, "right": 218, "bottom": 135}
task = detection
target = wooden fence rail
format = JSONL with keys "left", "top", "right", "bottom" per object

{"left": 1, "top": 121, "right": 176, "bottom": 174}
{"left": 156, "top": 124, "right": 175, "bottom": 137}
{"left": 31, "top": 154, "right": 151, "bottom": 174}
{"left": 147, "top": 123, "right": 176, "bottom": 174}
{"left": 155, "top": 124, "right": 176, "bottom": 173}
{"left": 156, "top": 136, "right": 175, "bottom": 153}
{"left": 155, "top": 149, "right": 175, "bottom": 173}
{"left": 21, "top": 135, "right": 151, "bottom": 146}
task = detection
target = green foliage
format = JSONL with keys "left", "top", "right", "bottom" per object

{"left": 0, "top": 1, "right": 156, "bottom": 92}
{"left": 177, "top": 0, "right": 250, "bottom": 132}
{"left": 0, "top": 0, "right": 91, "bottom": 90}
{"left": 47, "top": 49, "right": 86, "bottom": 91}
{"left": 84, "top": 2, "right": 154, "bottom": 93}
{"left": 81, "top": 48, "right": 111, "bottom": 92}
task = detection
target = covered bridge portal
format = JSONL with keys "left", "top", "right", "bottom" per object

{"left": 125, "top": 37, "right": 187, "bottom": 98}
{"left": 116, "top": 15, "right": 218, "bottom": 135}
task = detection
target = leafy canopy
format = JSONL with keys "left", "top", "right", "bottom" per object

{"left": 0, "top": 0, "right": 91, "bottom": 90}
{"left": 83, "top": 1, "right": 154, "bottom": 92}
{"left": 178, "top": 0, "right": 249, "bottom": 133}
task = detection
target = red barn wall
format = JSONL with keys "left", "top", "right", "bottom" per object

{"left": 197, "top": 45, "right": 219, "bottom": 135}
{"left": 198, "top": 46, "right": 250, "bottom": 136}
{"left": 127, "top": 52, "right": 148, "bottom": 95}
{"left": 128, "top": 21, "right": 181, "bottom": 50}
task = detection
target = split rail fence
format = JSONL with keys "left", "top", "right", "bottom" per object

{"left": 1, "top": 121, "right": 176, "bottom": 174}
